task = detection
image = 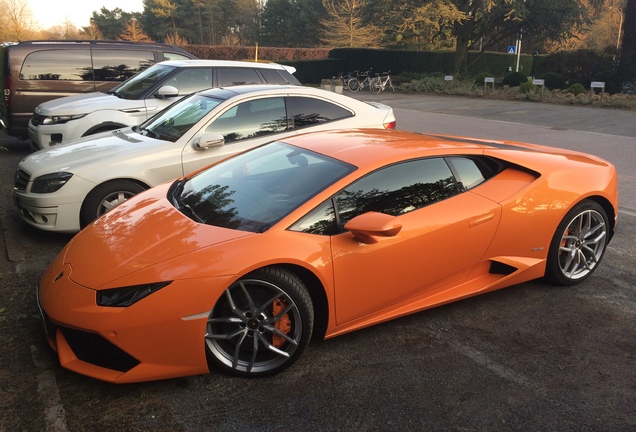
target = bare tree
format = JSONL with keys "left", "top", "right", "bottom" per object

{"left": 320, "top": 0, "right": 381, "bottom": 47}
{"left": 0, "top": 0, "right": 40, "bottom": 41}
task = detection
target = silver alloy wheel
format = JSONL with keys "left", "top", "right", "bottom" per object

{"left": 557, "top": 209, "right": 607, "bottom": 280}
{"left": 97, "top": 190, "right": 138, "bottom": 217}
{"left": 206, "top": 278, "right": 304, "bottom": 375}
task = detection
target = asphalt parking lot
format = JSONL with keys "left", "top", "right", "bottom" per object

{"left": 1, "top": 92, "right": 635, "bottom": 431}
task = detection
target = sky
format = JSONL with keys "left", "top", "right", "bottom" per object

{"left": 27, "top": 0, "right": 145, "bottom": 29}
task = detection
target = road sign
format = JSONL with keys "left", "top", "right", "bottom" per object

{"left": 508, "top": 46, "right": 517, "bottom": 54}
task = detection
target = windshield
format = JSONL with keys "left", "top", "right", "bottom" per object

{"left": 172, "top": 142, "right": 355, "bottom": 232}
{"left": 139, "top": 93, "right": 223, "bottom": 142}
{"left": 109, "top": 64, "right": 176, "bottom": 99}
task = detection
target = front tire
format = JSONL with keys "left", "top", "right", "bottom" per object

{"left": 206, "top": 268, "right": 314, "bottom": 377}
{"left": 348, "top": 77, "right": 360, "bottom": 92}
{"left": 545, "top": 199, "right": 610, "bottom": 285}
{"left": 80, "top": 180, "right": 146, "bottom": 228}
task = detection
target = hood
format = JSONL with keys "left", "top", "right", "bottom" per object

{"left": 20, "top": 128, "right": 164, "bottom": 177}
{"left": 35, "top": 92, "right": 144, "bottom": 116}
{"left": 63, "top": 184, "right": 254, "bottom": 288}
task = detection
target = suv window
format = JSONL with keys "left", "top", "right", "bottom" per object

{"left": 162, "top": 52, "right": 193, "bottom": 61}
{"left": 287, "top": 96, "right": 353, "bottom": 128}
{"left": 112, "top": 64, "right": 176, "bottom": 99}
{"left": 91, "top": 50, "right": 155, "bottom": 82}
{"left": 20, "top": 50, "right": 92, "bottom": 81}
{"left": 164, "top": 68, "right": 213, "bottom": 95}
{"left": 259, "top": 69, "right": 292, "bottom": 84}
{"left": 217, "top": 68, "right": 263, "bottom": 86}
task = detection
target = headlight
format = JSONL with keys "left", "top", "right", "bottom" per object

{"left": 97, "top": 282, "right": 172, "bottom": 307}
{"left": 31, "top": 172, "right": 73, "bottom": 193}
{"left": 41, "top": 114, "right": 86, "bottom": 125}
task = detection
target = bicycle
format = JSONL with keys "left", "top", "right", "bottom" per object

{"left": 347, "top": 68, "right": 374, "bottom": 92}
{"left": 369, "top": 70, "right": 395, "bottom": 94}
{"left": 332, "top": 71, "right": 355, "bottom": 91}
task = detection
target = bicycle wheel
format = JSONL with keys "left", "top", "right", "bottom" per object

{"left": 369, "top": 78, "right": 382, "bottom": 94}
{"left": 348, "top": 77, "right": 360, "bottom": 92}
{"left": 388, "top": 78, "right": 395, "bottom": 93}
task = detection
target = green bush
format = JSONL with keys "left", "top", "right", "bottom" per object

{"left": 538, "top": 72, "right": 567, "bottom": 90}
{"left": 474, "top": 73, "right": 492, "bottom": 85}
{"left": 502, "top": 72, "right": 528, "bottom": 87}
{"left": 567, "top": 83, "right": 586, "bottom": 95}
{"left": 519, "top": 81, "right": 533, "bottom": 93}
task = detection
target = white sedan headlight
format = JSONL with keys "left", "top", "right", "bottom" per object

{"left": 31, "top": 172, "right": 73, "bottom": 193}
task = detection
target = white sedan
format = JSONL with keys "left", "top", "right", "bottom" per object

{"left": 13, "top": 85, "right": 396, "bottom": 233}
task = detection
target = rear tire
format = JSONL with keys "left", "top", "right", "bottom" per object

{"left": 369, "top": 78, "right": 382, "bottom": 94}
{"left": 544, "top": 199, "right": 609, "bottom": 286}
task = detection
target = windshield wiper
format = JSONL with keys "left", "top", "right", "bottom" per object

{"left": 170, "top": 179, "right": 204, "bottom": 223}
{"left": 107, "top": 90, "right": 123, "bottom": 98}
{"left": 140, "top": 128, "right": 161, "bottom": 139}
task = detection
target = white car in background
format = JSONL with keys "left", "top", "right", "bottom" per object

{"left": 27, "top": 59, "right": 300, "bottom": 149}
{"left": 14, "top": 84, "right": 396, "bottom": 233}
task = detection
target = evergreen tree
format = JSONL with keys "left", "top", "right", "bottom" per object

{"left": 618, "top": 0, "right": 636, "bottom": 87}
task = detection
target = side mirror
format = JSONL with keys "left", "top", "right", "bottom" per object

{"left": 344, "top": 211, "right": 402, "bottom": 244}
{"left": 154, "top": 85, "right": 179, "bottom": 99}
{"left": 193, "top": 133, "right": 225, "bottom": 150}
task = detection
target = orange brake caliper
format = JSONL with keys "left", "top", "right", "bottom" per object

{"left": 272, "top": 299, "right": 291, "bottom": 348}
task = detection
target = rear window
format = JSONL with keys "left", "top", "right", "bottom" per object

{"left": 20, "top": 49, "right": 92, "bottom": 81}
{"left": 259, "top": 69, "right": 293, "bottom": 84}
{"left": 91, "top": 50, "right": 154, "bottom": 82}
{"left": 217, "top": 68, "right": 263, "bottom": 86}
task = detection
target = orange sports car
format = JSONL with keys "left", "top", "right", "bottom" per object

{"left": 37, "top": 129, "right": 618, "bottom": 383}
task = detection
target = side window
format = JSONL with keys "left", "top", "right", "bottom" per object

{"left": 336, "top": 158, "right": 459, "bottom": 228}
{"left": 91, "top": 50, "right": 154, "bottom": 82}
{"left": 162, "top": 52, "right": 192, "bottom": 61}
{"left": 291, "top": 158, "right": 462, "bottom": 236}
{"left": 20, "top": 50, "right": 92, "bottom": 81}
{"left": 287, "top": 96, "right": 353, "bottom": 128}
{"left": 291, "top": 199, "right": 339, "bottom": 235}
{"left": 217, "top": 68, "right": 263, "bottom": 86}
{"left": 259, "top": 69, "right": 290, "bottom": 84}
{"left": 446, "top": 157, "right": 487, "bottom": 190}
{"left": 164, "top": 68, "right": 212, "bottom": 95}
{"left": 205, "top": 97, "right": 288, "bottom": 143}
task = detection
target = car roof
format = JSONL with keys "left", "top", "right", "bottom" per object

{"left": 157, "top": 59, "right": 293, "bottom": 70}
{"left": 196, "top": 84, "right": 339, "bottom": 100}
{"left": 279, "top": 129, "right": 497, "bottom": 167}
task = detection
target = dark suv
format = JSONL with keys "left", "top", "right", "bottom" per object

{"left": 0, "top": 40, "right": 196, "bottom": 139}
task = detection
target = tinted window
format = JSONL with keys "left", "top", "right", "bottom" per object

{"left": 446, "top": 157, "right": 486, "bottom": 190}
{"left": 292, "top": 158, "right": 460, "bottom": 235}
{"left": 217, "top": 68, "right": 263, "bottom": 86}
{"left": 20, "top": 50, "right": 92, "bottom": 81}
{"left": 162, "top": 52, "right": 192, "bottom": 61}
{"left": 174, "top": 142, "right": 354, "bottom": 232}
{"left": 111, "top": 64, "right": 176, "bottom": 99}
{"left": 287, "top": 97, "right": 352, "bottom": 128}
{"left": 206, "top": 97, "right": 288, "bottom": 143}
{"left": 164, "top": 68, "right": 213, "bottom": 95}
{"left": 259, "top": 69, "right": 290, "bottom": 84}
{"left": 91, "top": 50, "right": 154, "bottom": 82}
